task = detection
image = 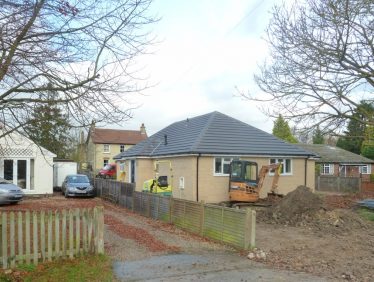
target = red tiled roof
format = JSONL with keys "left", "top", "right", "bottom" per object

{"left": 91, "top": 128, "right": 147, "bottom": 145}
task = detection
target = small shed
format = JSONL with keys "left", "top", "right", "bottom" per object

{"left": 53, "top": 159, "right": 78, "bottom": 189}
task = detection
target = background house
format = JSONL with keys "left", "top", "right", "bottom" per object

{"left": 296, "top": 144, "right": 374, "bottom": 181}
{"left": 114, "top": 112, "right": 317, "bottom": 203}
{"left": 83, "top": 123, "right": 147, "bottom": 174}
{"left": 0, "top": 128, "right": 56, "bottom": 195}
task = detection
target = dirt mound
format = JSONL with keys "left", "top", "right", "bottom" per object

{"left": 259, "top": 186, "right": 324, "bottom": 226}
{"left": 257, "top": 186, "right": 372, "bottom": 233}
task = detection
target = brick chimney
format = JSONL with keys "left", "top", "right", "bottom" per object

{"left": 140, "top": 123, "right": 146, "bottom": 135}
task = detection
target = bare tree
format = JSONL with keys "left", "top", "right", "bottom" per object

{"left": 0, "top": 0, "right": 156, "bottom": 138}
{"left": 243, "top": 0, "right": 373, "bottom": 133}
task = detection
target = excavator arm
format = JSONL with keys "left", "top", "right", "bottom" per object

{"left": 257, "top": 163, "right": 282, "bottom": 194}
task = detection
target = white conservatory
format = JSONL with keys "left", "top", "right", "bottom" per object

{"left": 0, "top": 128, "right": 56, "bottom": 195}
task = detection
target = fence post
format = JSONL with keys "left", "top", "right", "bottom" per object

{"left": 132, "top": 192, "right": 135, "bottom": 212}
{"left": 147, "top": 194, "right": 151, "bottom": 218}
{"left": 2, "top": 212, "right": 7, "bottom": 269}
{"left": 337, "top": 176, "right": 341, "bottom": 192}
{"left": 47, "top": 211, "right": 53, "bottom": 262}
{"left": 96, "top": 207, "right": 105, "bottom": 254}
{"left": 25, "top": 211, "right": 31, "bottom": 264}
{"left": 200, "top": 201, "right": 205, "bottom": 237}
{"left": 9, "top": 212, "right": 15, "bottom": 268}
{"left": 169, "top": 196, "right": 174, "bottom": 224}
{"left": 244, "top": 209, "right": 256, "bottom": 250}
{"left": 32, "top": 212, "right": 38, "bottom": 265}
{"left": 17, "top": 212, "right": 23, "bottom": 265}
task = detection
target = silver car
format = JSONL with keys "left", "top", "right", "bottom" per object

{"left": 0, "top": 178, "right": 24, "bottom": 205}
{"left": 61, "top": 174, "right": 95, "bottom": 198}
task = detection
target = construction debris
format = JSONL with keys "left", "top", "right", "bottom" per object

{"left": 258, "top": 185, "right": 324, "bottom": 226}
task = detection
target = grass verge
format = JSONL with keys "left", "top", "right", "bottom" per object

{"left": 0, "top": 254, "right": 113, "bottom": 282}
{"left": 358, "top": 208, "right": 374, "bottom": 222}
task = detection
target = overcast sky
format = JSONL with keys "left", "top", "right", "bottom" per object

{"left": 121, "top": 0, "right": 279, "bottom": 136}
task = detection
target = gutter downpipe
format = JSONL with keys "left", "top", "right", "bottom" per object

{"left": 304, "top": 158, "right": 308, "bottom": 186}
{"left": 196, "top": 154, "right": 201, "bottom": 202}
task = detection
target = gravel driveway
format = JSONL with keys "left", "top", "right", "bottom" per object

{"left": 101, "top": 201, "right": 328, "bottom": 282}
{"left": 0, "top": 195, "right": 333, "bottom": 281}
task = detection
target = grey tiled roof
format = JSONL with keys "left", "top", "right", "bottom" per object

{"left": 296, "top": 144, "right": 374, "bottom": 164}
{"left": 114, "top": 112, "right": 316, "bottom": 159}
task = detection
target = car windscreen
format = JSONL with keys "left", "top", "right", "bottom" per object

{"left": 103, "top": 164, "right": 113, "bottom": 170}
{"left": 68, "top": 176, "right": 89, "bottom": 183}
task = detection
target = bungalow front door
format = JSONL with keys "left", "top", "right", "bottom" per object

{"left": 130, "top": 160, "right": 135, "bottom": 183}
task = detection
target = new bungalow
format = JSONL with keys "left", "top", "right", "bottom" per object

{"left": 114, "top": 112, "right": 317, "bottom": 203}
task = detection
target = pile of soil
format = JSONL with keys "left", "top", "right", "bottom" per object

{"left": 258, "top": 186, "right": 324, "bottom": 226}
{"left": 258, "top": 185, "right": 371, "bottom": 233}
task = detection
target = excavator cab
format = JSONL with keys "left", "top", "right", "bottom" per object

{"left": 229, "top": 160, "right": 282, "bottom": 203}
{"left": 229, "top": 160, "right": 260, "bottom": 202}
{"left": 230, "top": 161, "right": 258, "bottom": 188}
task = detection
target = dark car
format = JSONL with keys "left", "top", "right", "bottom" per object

{"left": 61, "top": 174, "right": 95, "bottom": 198}
{"left": 0, "top": 178, "right": 24, "bottom": 205}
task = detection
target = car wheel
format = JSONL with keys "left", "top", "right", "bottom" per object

{"left": 10, "top": 201, "right": 19, "bottom": 205}
{"left": 65, "top": 191, "right": 69, "bottom": 198}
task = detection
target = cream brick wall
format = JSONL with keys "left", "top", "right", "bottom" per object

{"left": 87, "top": 140, "right": 134, "bottom": 173}
{"left": 119, "top": 155, "right": 316, "bottom": 203}
{"left": 155, "top": 157, "right": 197, "bottom": 201}
{"left": 198, "top": 156, "right": 315, "bottom": 203}
{"left": 94, "top": 144, "right": 134, "bottom": 172}
{"left": 135, "top": 159, "right": 154, "bottom": 191}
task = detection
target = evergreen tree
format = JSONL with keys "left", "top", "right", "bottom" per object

{"left": 25, "top": 102, "right": 72, "bottom": 159}
{"left": 337, "top": 102, "right": 373, "bottom": 154}
{"left": 272, "top": 115, "right": 298, "bottom": 143}
{"left": 361, "top": 125, "right": 374, "bottom": 159}
{"left": 312, "top": 127, "right": 324, "bottom": 144}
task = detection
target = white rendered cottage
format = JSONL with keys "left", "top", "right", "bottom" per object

{"left": 0, "top": 128, "right": 56, "bottom": 195}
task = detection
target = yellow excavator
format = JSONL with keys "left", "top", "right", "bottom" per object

{"left": 143, "top": 160, "right": 173, "bottom": 196}
{"left": 229, "top": 160, "right": 282, "bottom": 204}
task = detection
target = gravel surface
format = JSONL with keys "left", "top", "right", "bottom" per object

{"left": 5, "top": 194, "right": 372, "bottom": 281}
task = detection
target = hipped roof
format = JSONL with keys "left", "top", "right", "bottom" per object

{"left": 114, "top": 111, "right": 315, "bottom": 159}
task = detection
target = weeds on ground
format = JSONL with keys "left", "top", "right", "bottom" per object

{"left": 0, "top": 254, "right": 113, "bottom": 282}
{"left": 358, "top": 208, "right": 374, "bottom": 222}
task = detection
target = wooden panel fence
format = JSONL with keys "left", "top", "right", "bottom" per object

{"left": 0, "top": 207, "right": 104, "bottom": 269}
{"left": 316, "top": 176, "right": 361, "bottom": 193}
{"left": 95, "top": 179, "right": 256, "bottom": 250}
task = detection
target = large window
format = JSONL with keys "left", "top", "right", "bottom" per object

{"left": 359, "top": 164, "right": 371, "bottom": 174}
{"left": 103, "top": 144, "right": 110, "bottom": 153}
{"left": 270, "top": 158, "right": 292, "bottom": 175}
{"left": 321, "top": 164, "right": 334, "bottom": 175}
{"left": 214, "top": 157, "right": 236, "bottom": 175}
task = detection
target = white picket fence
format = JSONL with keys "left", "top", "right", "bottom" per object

{"left": 0, "top": 207, "right": 104, "bottom": 269}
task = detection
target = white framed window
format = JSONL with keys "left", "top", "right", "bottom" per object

{"left": 103, "top": 159, "right": 109, "bottom": 167}
{"left": 214, "top": 157, "right": 237, "bottom": 176}
{"left": 359, "top": 164, "right": 371, "bottom": 174}
{"left": 270, "top": 158, "right": 292, "bottom": 175}
{"left": 321, "top": 163, "right": 334, "bottom": 175}
{"left": 103, "top": 144, "right": 110, "bottom": 153}
{"left": 120, "top": 144, "right": 125, "bottom": 152}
